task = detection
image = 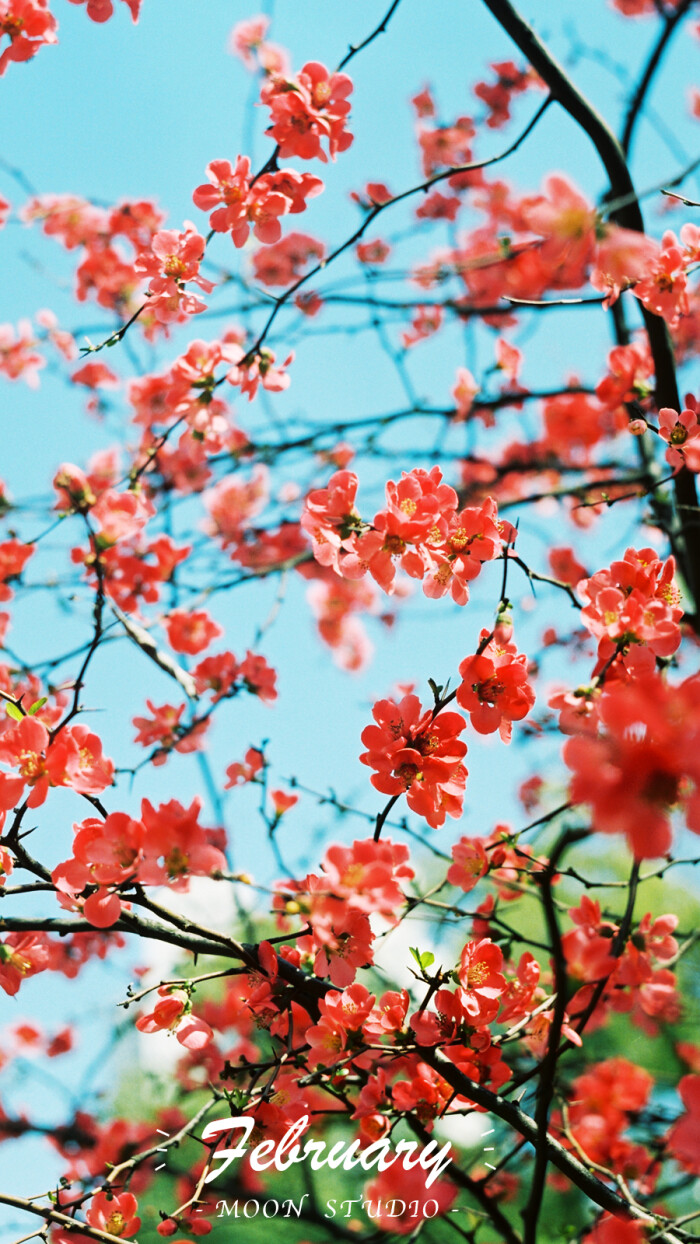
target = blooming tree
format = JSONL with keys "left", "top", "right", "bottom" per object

{"left": 2, "top": 3, "right": 700, "bottom": 1244}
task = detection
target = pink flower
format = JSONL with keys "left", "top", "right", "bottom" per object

{"left": 262, "top": 61, "right": 353, "bottom": 162}
{"left": 270, "top": 788, "right": 298, "bottom": 817}
{"left": 456, "top": 630, "right": 535, "bottom": 743}
{"left": 591, "top": 225, "right": 660, "bottom": 306}
{"left": 457, "top": 937, "right": 507, "bottom": 1024}
{"left": 135, "top": 223, "right": 214, "bottom": 322}
{"left": 578, "top": 547, "right": 682, "bottom": 659}
{"left": 164, "top": 608, "right": 223, "bottom": 655}
{"left": 86, "top": 1191, "right": 140, "bottom": 1238}
{"left": 0, "top": 319, "right": 45, "bottom": 386}
{"left": 564, "top": 671, "right": 700, "bottom": 859}
{"left": 225, "top": 746, "right": 264, "bottom": 788}
{"left": 522, "top": 174, "right": 596, "bottom": 282}
{"left": 657, "top": 405, "right": 700, "bottom": 469}
{"left": 0, "top": 932, "right": 49, "bottom": 996}
{"left": 632, "top": 229, "right": 688, "bottom": 326}
{"left": 447, "top": 837, "right": 488, "bottom": 891}
{"left": 70, "top": 361, "right": 119, "bottom": 389}
{"left": 452, "top": 366, "right": 479, "bottom": 420}
{"left": 136, "top": 987, "right": 214, "bottom": 1049}
{"left": 193, "top": 156, "right": 289, "bottom": 247}
{"left": 139, "top": 796, "right": 226, "bottom": 886}
{"left": 251, "top": 231, "right": 325, "bottom": 286}
{"left": 0, "top": 0, "right": 57, "bottom": 76}
{"left": 225, "top": 345, "right": 293, "bottom": 400}
{"left": 91, "top": 487, "right": 155, "bottom": 547}
{"left": 360, "top": 693, "right": 468, "bottom": 829}
{"left": 356, "top": 238, "right": 391, "bottom": 265}
{"left": 301, "top": 469, "right": 363, "bottom": 574}
{"left": 228, "top": 14, "right": 269, "bottom": 67}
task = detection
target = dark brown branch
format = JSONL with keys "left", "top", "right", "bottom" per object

{"left": 336, "top": 0, "right": 403, "bottom": 71}
{"left": 522, "top": 827, "right": 589, "bottom": 1244}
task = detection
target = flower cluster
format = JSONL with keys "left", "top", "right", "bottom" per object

{"left": 192, "top": 157, "right": 323, "bottom": 248}
{"left": 360, "top": 693, "right": 468, "bottom": 828}
{"left": 274, "top": 838, "right": 414, "bottom": 985}
{"left": 134, "top": 223, "right": 214, "bottom": 323}
{"left": 0, "top": 716, "right": 113, "bottom": 814}
{"left": 577, "top": 546, "right": 682, "bottom": 663}
{"left": 0, "top": 0, "right": 57, "bottom": 76}
{"left": 261, "top": 60, "right": 353, "bottom": 162}
{"left": 456, "top": 625, "right": 535, "bottom": 743}
{"left": 301, "top": 466, "right": 513, "bottom": 603}
{"left": 52, "top": 798, "right": 227, "bottom": 928}
{"left": 564, "top": 671, "right": 700, "bottom": 858}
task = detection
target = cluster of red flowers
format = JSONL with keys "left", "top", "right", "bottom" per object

{"left": 51, "top": 798, "right": 226, "bottom": 930}
{"left": 360, "top": 693, "right": 468, "bottom": 828}
{"left": 132, "top": 648, "right": 277, "bottom": 764}
{"left": 564, "top": 894, "right": 681, "bottom": 1033}
{"left": 251, "top": 230, "right": 325, "bottom": 286}
{"left": 564, "top": 671, "right": 700, "bottom": 858}
{"left": 456, "top": 623, "right": 535, "bottom": 743}
{"left": 302, "top": 466, "right": 514, "bottom": 602}
{"left": 473, "top": 59, "right": 543, "bottom": 128}
{"left": 656, "top": 401, "right": 700, "bottom": 473}
{"left": 563, "top": 1058, "right": 657, "bottom": 1194}
{"left": 578, "top": 546, "right": 683, "bottom": 663}
{"left": 134, "top": 223, "right": 214, "bottom": 323}
{"left": 192, "top": 157, "right": 323, "bottom": 248}
{"left": 22, "top": 193, "right": 168, "bottom": 329}
{"left": 0, "top": 0, "right": 56, "bottom": 76}
{"left": 0, "top": 715, "right": 113, "bottom": 816}
{"left": 0, "top": 318, "right": 46, "bottom": 386}
{"left": 273, "top": 837, "right": 414, "bottom": 985}
{"left": 261, "top": 60, "right": 354, "bottom": 162}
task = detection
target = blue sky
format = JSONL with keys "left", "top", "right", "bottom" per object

{"left": 1, "top": 0, "right": 699, "bottom": 1229}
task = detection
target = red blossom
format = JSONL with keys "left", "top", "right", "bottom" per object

{"left": 360, "top": 693, "right": 468, "bottom": 828}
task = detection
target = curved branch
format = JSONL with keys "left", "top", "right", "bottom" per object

{"left": 336, "top": 0, "right": 404, "bottom": 71}
{"left": 621, "top": 0, "right": 694, "bottom": 157}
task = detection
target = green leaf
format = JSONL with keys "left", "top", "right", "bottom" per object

{"left": 5, "top": 703, "right": 23, "bottom": 720}
{"left": 409, "top": 946, "right": 434, "bottom": 971}
{"left": 427, "top": 677, "right": 443, "bottom": 705}
{"left": 28, "top": 697, "right": 47, "bottom": 715}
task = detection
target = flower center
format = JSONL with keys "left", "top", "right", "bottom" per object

{"left": 394, "top": 762, "right": 422, "bottom": 787}
{"left": 165, "top": 846, "right": 190, "bottom": 876}
{"left": 163, "top": 255, "right": 186, "bottom": 279}
{"left": 383, "top": 534, "right": 406, "bottom": 555}
{"left": 0, "top": 16, "right": 24, "bottom": 37}
{"left": 465, "top": 960, "right": 489, "bottom": 988}
{"left": 105, "top": 1211, "right": 127, "bottom": 1237}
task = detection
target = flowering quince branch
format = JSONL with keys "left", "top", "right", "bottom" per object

{"left": 110, "top": 603, "right": 198, "bottom": 700}
{"left": 79, "top": 302, "right": 146, "bottom": 357}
